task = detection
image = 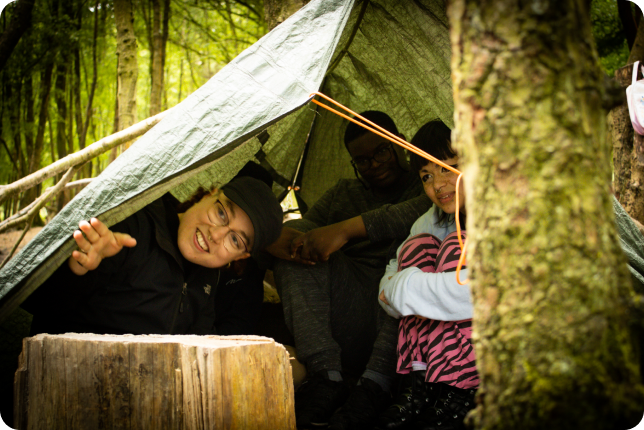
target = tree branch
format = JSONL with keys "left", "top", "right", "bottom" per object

{"left": 0, "top": 165, "right": 79, "bottom": 269}
{"left": 0, "top": 177, "right": 92, "bottom": 235}
{"left": 0, "top": 109, "right": 170, "bottom": 205}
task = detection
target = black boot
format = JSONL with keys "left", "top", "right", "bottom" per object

{"left": 295, "top": 371, "right": 350, "bottom": 428}
{"left": 375, "top": 372, "right": 442, "bottom": 430}
{"left": 327, "top": 377, "right": 392, "bottom": 430}
{"left": 413, "top": 385, "right": 476, "bottom": 430}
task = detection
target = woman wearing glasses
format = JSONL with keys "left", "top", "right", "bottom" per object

{"left": 24, "top": 170, "right": 283, "bottom": 337}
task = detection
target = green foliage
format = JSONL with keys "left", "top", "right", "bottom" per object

{"left": 0, "top": 0, "right": 267, "bottom": 220}
{"left": 590, "top": 0, "right": 630, "bottom": 76}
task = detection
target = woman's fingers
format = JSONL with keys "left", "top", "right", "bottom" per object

{"left": 70, "top": 218, "right": 135, "bottom": 272}
{"left": 73, "top": 229, "right": 92, "bottom": 253}
{"left": 89, "top": 217, "right": 110, "bottom": 237}
{"left": 114, "top": 232, "right": 137, "bottom": 248}
{"left": 71, "top": 230, "right": 100, "bottom": 270}
{"left": 71, "top": 249, "right": 91, "bottom": 267}
{"left": 78, "top": 220, "right": 100, "bottom": 243}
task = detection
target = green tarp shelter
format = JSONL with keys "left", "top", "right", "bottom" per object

{"left": 2, "top": 0, "right": 644, "bottom": 323}
{"left": 0, "top": 0, "right": 455, "bottom": 320}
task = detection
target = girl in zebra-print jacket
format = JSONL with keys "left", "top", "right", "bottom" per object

{"left": 376, "top": 121, "right": 477, "bottom": 430}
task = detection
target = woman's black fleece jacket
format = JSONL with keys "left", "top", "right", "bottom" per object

{"left": 24, "top": 193, "right": 262, "bottom": 336}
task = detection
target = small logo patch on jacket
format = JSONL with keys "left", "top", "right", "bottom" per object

{"left": 204, "top": 284, "right": 212, "bottom": 295}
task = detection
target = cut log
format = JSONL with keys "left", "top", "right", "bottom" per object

{"left": 14, "top": 333, "right": 295, "bottom": 430}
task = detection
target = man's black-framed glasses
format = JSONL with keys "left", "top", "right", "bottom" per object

{"left": 208, "top": 200, "right": 249, "bottom": 255}
{"left": 351, "top": 144, "right": 394, "bottom": 173}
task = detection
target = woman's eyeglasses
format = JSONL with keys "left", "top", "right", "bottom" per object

{"left": 207, "top": 200, "right": 249, "bottom": 255}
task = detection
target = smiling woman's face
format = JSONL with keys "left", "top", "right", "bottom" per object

{"left": 176, "top": 191, "right": 253, "bottom": 268}
{"left": 419, "top": 156, "right": 465, "bottom": 214}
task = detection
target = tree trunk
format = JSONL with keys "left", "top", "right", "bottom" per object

{"left": 14, "top": 333, "right": 295, "bottom": 430}
{"left": 114, "top": 0, "right": 138, "bottom": 150}
{"left": 76, "top": 0, "right": 100, "bottom": 179}
{"left": 23, "top": 74, "right": 34, "bottom": 164}
{"left": 149, "top": 0, "right": 162, "bottom": 116}
{"left": 148, "top": 0, "right": 170, "bottom": 116}
{"left": 263, "top": 0, "right": 309, "bottom": 31}
{"left": 22, "top": 59, "right": 54, "bottom": 221}
{"left": 448, "top": 1, "right": 644, "bottom": 429}
{"left": 618, "top": 0, "right": 638, "bottom": 50}
{"left": 7, "top": 79, "right": 26, "bottom": 179}
{"left": 0, "top": 0, "right": 35, "bottom": 72}
{"left": 54, "top": 60, "right": 69, "bottom": 213}
{"left": 160, "top": 0, "right": 170, "bottom": 111}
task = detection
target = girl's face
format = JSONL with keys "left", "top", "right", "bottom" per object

{"left": 177, "top": 190, "right": 253, "bottom": 268}
{"left": 419, "top": 156, "right": 466, "bottom": 214}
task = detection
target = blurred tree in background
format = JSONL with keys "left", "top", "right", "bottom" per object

{"left": 0, "top": 0, "right": 266, "bottom": 222}
{"left": 591, "top": 0, "right": 631, "bottom": 76}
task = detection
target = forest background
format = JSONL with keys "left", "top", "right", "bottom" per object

{"left": 0, "top": 0, "right": 271, "bottom": 228}
{"left": 0, "top": 0, "right": 644, "bottom": 426}
{"left": 0, "top": 0, "right": 637, "bottom": 227}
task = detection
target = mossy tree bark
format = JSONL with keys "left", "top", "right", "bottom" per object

{"left": 449, "top": 1, "right": 644, "bottom": 428}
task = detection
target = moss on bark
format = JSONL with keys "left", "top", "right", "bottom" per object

{"left": 449, "top": 1, "right": 644, "bottom": 428}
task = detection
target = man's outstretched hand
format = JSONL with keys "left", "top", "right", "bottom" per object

{"left": 289, "top": 216, "right": 367, "bottom": 263}
{"left": 265, "top": 226, "right": 315, "bottom": 265}
{"left": 289, "top": 223, "right": 351, "bottom": 263}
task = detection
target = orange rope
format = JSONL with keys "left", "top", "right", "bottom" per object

{"left": 310, "top": 93, "right": 460, "bottom": 175}
{"left": 454, "top": 173, "right": 468, "bottom": 285}
{"left": 309, "top": 91, "right": 469, "bottom": 285}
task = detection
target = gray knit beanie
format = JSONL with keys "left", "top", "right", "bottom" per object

{"left": 221, "top": 176, "right": 283, "bottom": 254}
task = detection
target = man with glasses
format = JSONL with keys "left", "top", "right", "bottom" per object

{"left": 270, "top": 111, "right": 432, "bottom": 430}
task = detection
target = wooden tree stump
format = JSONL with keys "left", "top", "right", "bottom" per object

{"left": 14, "top": 333, "right": 295, "bottom": 430}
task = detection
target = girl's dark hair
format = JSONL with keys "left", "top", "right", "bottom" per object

{"left": 410, "top": 120, "right": 465, "bottom": 228}
{"left": 409, "top": 120, "right": 455, "bottom": 172}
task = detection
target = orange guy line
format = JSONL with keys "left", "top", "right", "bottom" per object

{"left": 309, "top": 92, "right": 469, "bottom": 285}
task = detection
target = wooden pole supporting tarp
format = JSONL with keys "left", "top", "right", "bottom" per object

{"left": 14, "top": 333, "right": 295, "bottom": 430}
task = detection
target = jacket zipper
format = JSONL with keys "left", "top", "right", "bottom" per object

{"left": 170, "top": 283, "right": 188, "bottom": 334}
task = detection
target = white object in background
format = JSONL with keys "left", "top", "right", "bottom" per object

{"left": 627, "top": 0, "right": 644, "bottom": 16}
{"left": 626, "top": 61, "right": 644, "bottom": 135}
{"left": 0, "top": 0, "right": 17, "bottom": 17}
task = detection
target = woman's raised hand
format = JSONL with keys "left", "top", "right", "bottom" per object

{"left": 68, "top": 218, "right": 137, "bottom": 275}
